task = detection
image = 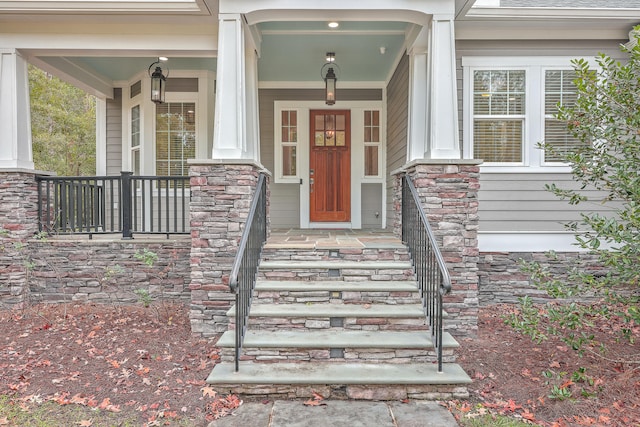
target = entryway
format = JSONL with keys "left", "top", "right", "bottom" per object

{"left": 309, "top": 110, "right": 351, "bottom": 222}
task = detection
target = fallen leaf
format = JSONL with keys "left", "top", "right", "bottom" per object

{"left": 0, "top": 417, "right": 9, "bottom": 426}
{"left": 598, "top": 415, "right": 611, "bottom": 424}
{"left": 549, "top": 361, "right": 561, "bottom": 369}
{"left": 77, "top": 420, "right": 93, "bottom": 427}
{"left": 303, "top": 398, "right": 326, "bottom": 406}
{"left": 201, "top": 386, "right": 217, "bottom": 398}
{"left": 559, "top": 379, "right": 573, "bottom": 389}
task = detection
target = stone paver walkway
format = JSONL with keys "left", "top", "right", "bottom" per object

{"left": 265, "top": 228, "right": 403, "bottom": 250}
{"left": 209, "top": 400, "right": 458, "bottom": 427}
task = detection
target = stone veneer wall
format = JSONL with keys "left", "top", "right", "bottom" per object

{"left": 394, "top": 160, "right": 482, "bottom": 337}
{"left": 0, "top": 171, "right": 40, "bottom": 308}
{"left": 188, "top": 161, "right": 267, "bottom": 337}
{"left": 25, "top": 238, "right": 191, "bottom": 305}
{"left": 0, "top": 171, "right": 191, "bottom": 308}
{"left": 478, "top": 251, "right": 605, "bottom": 305}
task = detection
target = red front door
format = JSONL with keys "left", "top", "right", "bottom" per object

{"left": 309, "top": 110, "right": 351, "bottom": 222}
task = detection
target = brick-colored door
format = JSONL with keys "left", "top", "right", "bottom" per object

{"left": 309, "top": 110, "right": 351, "bottom": 222}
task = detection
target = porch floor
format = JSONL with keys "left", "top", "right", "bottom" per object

{"left": 266, "top": 228, "right": 401, "bottom": 250}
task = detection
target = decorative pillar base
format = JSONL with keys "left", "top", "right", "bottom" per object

{"left": 0, "top": 171, "right": 40, "bottom": 308}
{"left": 393, "top": 160, "right": 481, "bottom": 337}
{"left": 188, "top": 160, "right": 268, "bottom": 337}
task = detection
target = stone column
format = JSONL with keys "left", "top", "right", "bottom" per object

{"left": 188, "top": 160, "right": 267, "bottom": 337}
{"left": 0, "top": 171, "right": 40, "bottom": 308}
{"left": 394, "top": 160, "right": 481, "bottom": 337}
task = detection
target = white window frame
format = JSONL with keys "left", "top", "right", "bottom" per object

{"left": 274, "top": 108, "right": 301, "bottom": 184}
{"left": 463, "top": 56, "right": 594, "bottom": 173}
{"left": 363, "top": 109, "right": 383, "bottom": 179}
{"left": 154, "top": 96, "right": 198, "bottom": 178}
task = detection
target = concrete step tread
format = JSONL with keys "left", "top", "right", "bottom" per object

{"left": 256, "top": 280, "right": 418, "bottom": 292}
{"left": 207, "top": 362, "right": 471, "bottom": 385}
{"left": 259, "top": 260, "right": 413, "bottom": 270}
{"left": 217, "top": 330, "right": 459, "bottom": 349}
{"left": 227, "top": 303, "right": 428, "bottom": 318}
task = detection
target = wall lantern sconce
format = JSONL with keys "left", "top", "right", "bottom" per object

{"left": 321, "top": 52, "right": 339, "bottom": 106}
{"left": 148, "top": 57, "right": 169, "bottom": 104}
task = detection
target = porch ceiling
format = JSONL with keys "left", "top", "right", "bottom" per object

{"left": 256, "top": 21, "right": 409, "bottom": 84}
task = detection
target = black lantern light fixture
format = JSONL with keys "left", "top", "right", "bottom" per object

{"left": 321, "top": 52, "right": 339, "bottom": 105}
{"left": 148, "top": 57, "right": 169, "bottom": 104}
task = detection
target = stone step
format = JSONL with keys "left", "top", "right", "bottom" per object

{"left": 207, "top": 361, "right": 471, "bottom": 400}
{"left": 261, "top": 247, "right": 410, "bottom": 262}
{"left": 255, "top": 280, "right": 418, "bottom": 292}
{"left": 227, "top": 303, "right": 426, "bottom": 319}
{"left": 217, "top": 330, "right": 459, "bottom": 349}
{"left": 254, "top": 280, "right": 422, "bottom": 305}
{"left": 259, "top": 260, "right": 413, "bottom": 270}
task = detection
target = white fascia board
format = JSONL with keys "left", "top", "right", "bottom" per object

{"left": 456, "top": 19, "right": 636, "bottom": 41}
{"left": 0, "top": 1, "right": 205, "bottom": 13}
{"left": 455, "top": 0, "right": 477, "bottom": 19}
{"left": 479, "top": 232, "right": 586, "bottom": 253}
{"left": 466, "top": 7, "right": 640, "bottom": 20}
{"left": 230, "top": 0, "right": 455, "bottom": 25}
{"left": 1, "top": 31, "right": 216, "bottom": 54}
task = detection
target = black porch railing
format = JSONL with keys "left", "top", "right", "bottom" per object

{"left": 36, "top": 172, "right": 190, "bottom": 238}
{"left": 229, "top": 173, "right": 268, "bottom": 372}
{"left": 401, "top": 173, "right": 452, "bottom": 373}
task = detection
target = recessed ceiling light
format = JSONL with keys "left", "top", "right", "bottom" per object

{"left": 328, "top": 22, "right": 339, "bottom": 29}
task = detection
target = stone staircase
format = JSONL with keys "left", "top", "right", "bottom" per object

{"left": 206, "top": 234, "right": 471, "bottom": 400}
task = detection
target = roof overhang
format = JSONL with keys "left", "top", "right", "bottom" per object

{"left": 0, "top": 0, "right": 213, "bottom": 14}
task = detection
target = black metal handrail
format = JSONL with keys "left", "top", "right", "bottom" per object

{"left": 401, "top": 173, "right": 452, "bottom": 373}
{"left": 229, "top": 173, "right": 268, "bottom": 372}
{"left": 36, "top": 172, "right": 190, "bottom": 238}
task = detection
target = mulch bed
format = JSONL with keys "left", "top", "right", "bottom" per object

{"left": 0, "top": 302, "right": 638, "bottom": 426}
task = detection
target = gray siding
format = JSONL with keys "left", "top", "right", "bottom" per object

{"left": 457, "top": 41, "right": 623, "bottom": 233}
{"left": 106, "top": 88, "right": 122, "bottom": 175}
{"left": 385, "top": 54, "right": 409, "bottom": 229}
{"left": 269, "top": 184, "right": 300, "bottom": 228}
{"left": 479, "top": 173, "right": 611, "bottom": 232}
{"left": 259, "top": 88, "right": 383, "bottom": 228}
{"left": 361, "top": 183, "right": 383, "bottom": 229}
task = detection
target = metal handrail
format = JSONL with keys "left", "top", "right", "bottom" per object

{"left": 401, "top": 173, "right": 451, "bottom": 373}
{"left": 229, "top": 173, "right": 268, "bottom": 372}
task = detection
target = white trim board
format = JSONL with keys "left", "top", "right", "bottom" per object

{"left": 479, "top": 232, "right": 587, "bottom": 252}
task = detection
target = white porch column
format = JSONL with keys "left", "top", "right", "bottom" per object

{"left": 406, "top": 43, "right": 429, "bottom": 162}
{"left": 212, "top": 13, "right": 260, "bottom": 161}
{"left": 0, "top": 49, "right": 34, "bottom": 170}
{"left": 425, "top": 17, "right": 460, "bottom": 159}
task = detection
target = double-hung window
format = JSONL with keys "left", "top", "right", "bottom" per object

{"left": 463, "top": 57, "right": 588, "bottom": 170}
{"left": 155, "top": 102, "right": 196, "bottom": 177}
{"left": 543, "top": 69, "right": 580, "bottom": 162}
{"left": 473, "top": 70, "right": 526, "bottom": 163}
